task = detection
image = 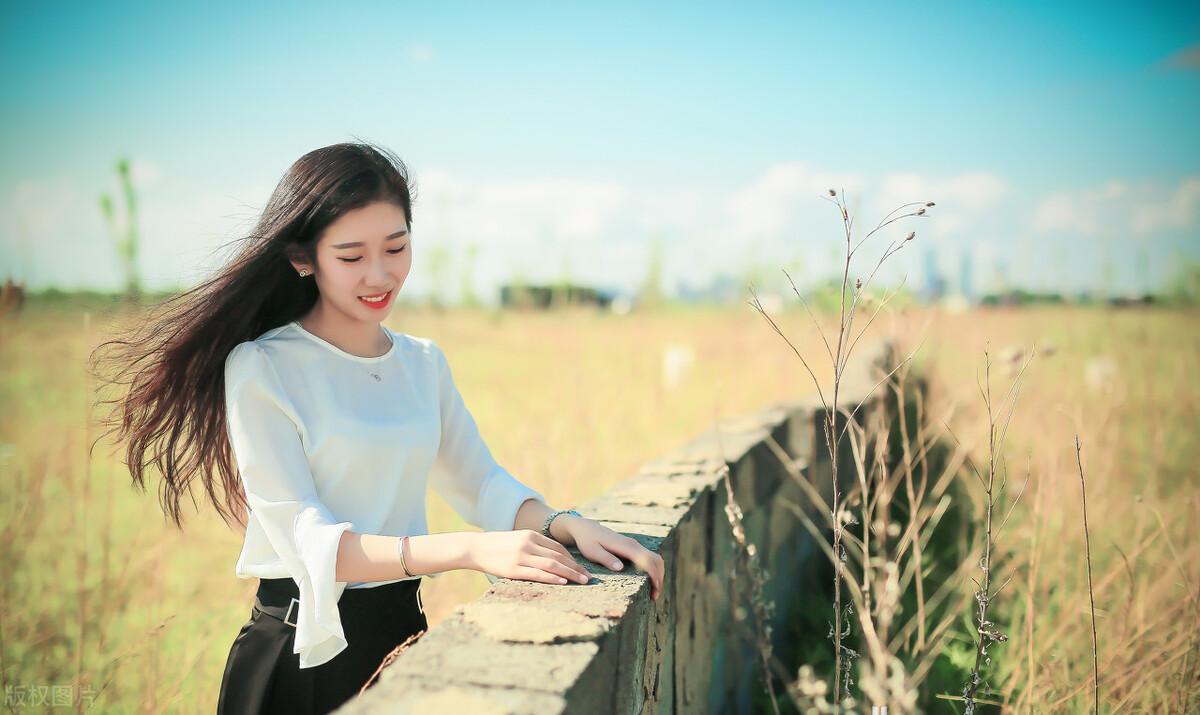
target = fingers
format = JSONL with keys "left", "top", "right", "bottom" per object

{"left": 532, "top": 543, "right": 589, "bottom": 580}
{"left": 524, "top": 555, "right": 590, "bottom": 584}
{"left": 632, "top": 551, "right": 664, "bottom": 601}
{"left": 529, "top": 531, "right": 587, "bottom": 573}
{"left": 628, "top": 551, "right": 664, "bottom": 601}
{"left": 605, "top": 538, "right": 665, "bottom": 601}
{"left": 583, "top": 545, "right": 625, "bottom": 571}
{"left": 531, "top": 532, "right": 580, "bottom": 563}
{"left": 531, "top": 531, "right": 572, "bottom": 558}
{"left": 650, "top": 552, "right": 665, "bottom": 601}
{"left": 513, "top": 564, "right": 582, "bottom": 586}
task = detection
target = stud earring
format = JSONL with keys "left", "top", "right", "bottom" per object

{"left": 298, "top": 269, "right": 311, "bottom": 277}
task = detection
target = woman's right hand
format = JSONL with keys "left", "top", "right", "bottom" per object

{"left": 465, "top": 530, "right": 592, "bottom": 585}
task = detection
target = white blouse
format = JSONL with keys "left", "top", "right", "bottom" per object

{"left": 224, "top": 320, "right": 547, "bottom": 668}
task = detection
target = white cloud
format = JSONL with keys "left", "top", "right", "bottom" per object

{"left": 416, "top": 172, "right": 627, "bottom": 244}
{"left": 1033, "top": 193, "right": 1090, "bottom": 235}
{"left": 138, "top": 189, "right": 267, "bottom": 286}
{"left": 404, "top": 171, "right": 634, "bottom": 299}
{"left": 8, "top": 177, "right": 80, "bottom": 238}
{"left": 629, "top": 185, "right": 710, "bottom": 236}
{"left": 880, "top": 171, "right": 1007, "bottom": 211}
{"left": 0, "top": 159, "right": 281, "bottom": 290}
{"left": 1033, "top": 176, "right": 1200, "bottom": 237}
{"left": 875, "top": 170, "right": 1009, "bottom": 239}
{"left": 1132, "top": 177, "right": 1200, "bottom": 234}
{"left": 723, "top": 165, "right": 1006, "bottom": 247}
{"left": 477, "top": 178, "right": 626, "bottom": 239}
{"left": 1, "top": 177, "right": 115, "bottom": 287}
{"left": 406, "top": 43, "right": 434, "bottom": 63}
{"left": 130, "top": 159, "right": 163, "bottom": 190}
{"left": 725, "top": 163, "right": 865, "bottom": 239}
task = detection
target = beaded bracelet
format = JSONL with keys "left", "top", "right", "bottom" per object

{"left": 542, "top": 508, "right": 581, "bottom": 540}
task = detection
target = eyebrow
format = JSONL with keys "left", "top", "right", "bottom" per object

{"left": 331, "top": 229, "right": 409, "bottom": 249}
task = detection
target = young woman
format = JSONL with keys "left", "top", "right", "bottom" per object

{"left": 90, "top": 142, "right": 664, "bottom": 714}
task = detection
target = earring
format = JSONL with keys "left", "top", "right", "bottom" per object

{"left": 298, "top": 269, "right": 310, "bottom": 277}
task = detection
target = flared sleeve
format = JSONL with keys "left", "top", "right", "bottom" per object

{"left": 427, "top": 341, "right": 546, "bottom": 539}
{"left": 225, "top": 341, "right": 355, "bottom": 669}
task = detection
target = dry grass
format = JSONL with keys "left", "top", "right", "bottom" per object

{"left": 920, "top": 306, "right": 1200, "bottom": 713}
{"left": 733, "top": 300, "right": 1199, "bottom": 713}
{"left": 726, "top": 190, "right": 1200, "bottom": 714}
{"left": 0, "top": 297, "right": 1196, "bottom": 712}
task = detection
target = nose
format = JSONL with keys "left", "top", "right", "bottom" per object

{"left": 365, "top": 258, "right": 391, "bottom": 289}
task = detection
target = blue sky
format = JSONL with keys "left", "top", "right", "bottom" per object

{"left": 2, "top": 1, "right": 1198, "bottom": 301}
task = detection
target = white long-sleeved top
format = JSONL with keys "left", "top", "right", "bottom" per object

{"left": 224, "top": 320, "right": 546, "bottom": 668}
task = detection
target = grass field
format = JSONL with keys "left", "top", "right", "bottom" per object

{"left": 1, "top": 298, "right": 1196, "bottom": 712}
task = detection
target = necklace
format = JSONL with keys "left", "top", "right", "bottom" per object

{"left": 291, "top": 320, "right": 394, "bottom": 381}
{"left": 363, "top": 330, "right": 395, "bottom": 382}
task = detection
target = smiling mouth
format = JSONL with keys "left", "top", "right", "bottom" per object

{"left": 358, "top": 289, "right": 392, "bottom": 304}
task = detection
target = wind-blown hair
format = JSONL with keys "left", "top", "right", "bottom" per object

{"left": 88, "top": 140, "right": 417, "bottom": 532}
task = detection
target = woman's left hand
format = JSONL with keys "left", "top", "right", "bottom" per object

{"left": 564, "top": 517, "right": 665, "bottom": 601}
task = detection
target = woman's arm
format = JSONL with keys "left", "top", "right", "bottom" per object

{"left": 513, "top": 497, "right": 580, "bottom": 545}
{"left": 334, "top": 530, "right": 475, "bottom": 582}
{"left": 335, "top": 528, "right": 591, "bottom": 586}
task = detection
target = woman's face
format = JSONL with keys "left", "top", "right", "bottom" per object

{"left": 295, "top": 200, "right": 412, "bottom": 323}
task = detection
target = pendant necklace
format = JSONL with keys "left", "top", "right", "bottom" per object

{"left": 363, "top": 329, "right": 394, "bottom": 382}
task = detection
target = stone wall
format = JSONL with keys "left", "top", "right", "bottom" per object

{"left": 340, "top": 340, "right": 896, "bottom": 714}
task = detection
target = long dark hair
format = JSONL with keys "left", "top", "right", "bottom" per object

{"left": 88, "top": 140, "right": 417, "bottom": 532}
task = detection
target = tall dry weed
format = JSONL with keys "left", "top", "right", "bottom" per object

{"left": 740, "top": 188, "right": 940, "bottom": 712}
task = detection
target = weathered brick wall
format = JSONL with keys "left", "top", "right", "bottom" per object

{"left": 339, "top": 340, "right": 894, "bottom": 714}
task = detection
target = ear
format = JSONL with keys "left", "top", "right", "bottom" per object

{"left": 285, "top": 248, "right": 315, "bottom": 277}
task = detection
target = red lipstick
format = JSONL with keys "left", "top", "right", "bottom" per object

{"left": 357, "top": 289, "right": 392, "bottom": 310}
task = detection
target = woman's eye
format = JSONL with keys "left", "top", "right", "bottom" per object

{"left": 337, "top": 246, "right": 407, "bottom": 263}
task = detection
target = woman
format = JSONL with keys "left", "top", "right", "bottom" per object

{"left": 90, "top": 141, "right": 665, "bottom": 714}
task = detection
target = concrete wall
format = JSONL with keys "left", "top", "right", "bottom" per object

{"left": 339, "top": 340, "right": 895, "bottom": 714}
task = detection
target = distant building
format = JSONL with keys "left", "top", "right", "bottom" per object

{"left": 675, "top": 274, "right": 744, "bottom": 304}
{"left": 939, "top": 247, "right": 975, "bottom": 311}
{"left": 959, "top": 249, "right": 974, "bottom": 302}
{"left": 922, "top": 247, "right": 947, "bottom": 303}
{"left": 498, "top": 282, "right": 614, "bottom": 310}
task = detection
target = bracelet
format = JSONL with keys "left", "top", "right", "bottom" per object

{"left": 541, "top": 508, "right": 581, "bottom": 540}
{"left": 397, "top": 535, "right": 413, "bottom": 578}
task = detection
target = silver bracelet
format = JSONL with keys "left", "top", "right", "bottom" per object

{"left": 541, "top": 508, "right": 581, "bottom": 540}
{"left": 397, "top": 535, "right": 413, "bottom": 578}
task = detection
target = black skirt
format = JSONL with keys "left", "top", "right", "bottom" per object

{"left": 217, "top": 576, "right": 428, "bottom": 715}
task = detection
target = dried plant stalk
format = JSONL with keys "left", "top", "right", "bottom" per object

{"left": 958, "top": 344, "right": 1032, "bottom": 714}
{"left": 748, "top": 188, "right": 935, "bottom": 711}
{"left": 1075, "top": 435, "right": 1100, "bottom": 715}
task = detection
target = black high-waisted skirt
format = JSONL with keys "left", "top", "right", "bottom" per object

{"left": 216, "top": 576, "right": 428, "bottom": 714}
